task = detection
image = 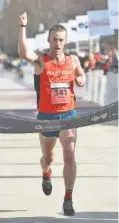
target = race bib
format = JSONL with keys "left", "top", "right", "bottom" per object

{"left": 51, "top": 83, "right": 71, "bottom": 104}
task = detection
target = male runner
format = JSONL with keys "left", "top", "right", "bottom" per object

{"left": 18, "top": 12, "right": 86, "bottom": 216}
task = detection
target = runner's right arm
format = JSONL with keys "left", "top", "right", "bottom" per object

{"left": 18, "top": 12, "right": 42, "bottom": 64}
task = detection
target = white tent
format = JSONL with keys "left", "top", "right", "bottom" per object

{"left": 67, "top": 19, "right": 78, "bottom": 31}
{"left": 59, "top": 22, "right": 71, "bottom": 31}
{"left": 35, "top": 31, "right": 49, "bottom": 51}
{"left": 27, "top": 38, "right": 37, "bottom": 51}
{"left": 67, "top": 19, "right": 90, "bottom": 41}
{"left": 75, "top": 15, "right": 89, "bottom": 33}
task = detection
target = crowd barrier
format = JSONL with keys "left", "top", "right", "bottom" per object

{"left": 75, "top": 69, "right": 118, "bottom": 107}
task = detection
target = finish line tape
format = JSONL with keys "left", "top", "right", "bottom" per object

{"left": 0, "top": 101, "right": 118, "bottom": 134}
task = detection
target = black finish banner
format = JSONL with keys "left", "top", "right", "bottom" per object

{"left": 0, "top": 101, "right": 118, "bottom": 134}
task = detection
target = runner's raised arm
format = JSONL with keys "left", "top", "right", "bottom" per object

{"left": 18, "top": 12, "right": 41, "bottom": 63}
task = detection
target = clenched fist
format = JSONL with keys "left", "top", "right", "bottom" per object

{"left": 75, "top": 76, "right": 86, "bottom": 87}
{"left": 19, "top": 12, "right": 28, "bottom": 26}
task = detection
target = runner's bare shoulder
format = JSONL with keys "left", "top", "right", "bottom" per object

{"left": 70, "top": 54, "right": 81, "bottom": 70}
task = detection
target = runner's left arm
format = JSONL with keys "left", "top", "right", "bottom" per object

{"left": 72, "top": 55, "right": 86, "bottom": 87}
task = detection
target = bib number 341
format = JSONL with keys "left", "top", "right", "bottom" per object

{"left": 51, "top": 88, "right": 70, "bottom": 104}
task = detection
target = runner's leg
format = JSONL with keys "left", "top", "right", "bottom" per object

{"left": 39, "top": 133, "right": 57, "bottom": 195}
{"left": 59, "top": 128, "right": 77, "bottom": 215}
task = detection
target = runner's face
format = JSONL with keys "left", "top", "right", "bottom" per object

{"left": 48, "top": 30, "right": 67, "bottom": 56}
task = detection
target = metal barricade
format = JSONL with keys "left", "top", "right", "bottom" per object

{"left": 75, "top": 69, "right": 118, "bottom": 106}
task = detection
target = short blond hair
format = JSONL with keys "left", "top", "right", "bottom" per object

{"left": 49, "top": 24, "right": 67, "bottom": 37}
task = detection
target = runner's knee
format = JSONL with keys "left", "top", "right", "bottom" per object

{"left": 63, "top": 140, "right": 76, "bottom": 164}
{"left": 64, "top": 152, "right": 75, "bottom": 164}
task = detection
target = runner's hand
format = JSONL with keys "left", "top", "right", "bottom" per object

{"left": 19, "top": 12, "right": 28, "bottom": 26}
{"left": 75, "top": 76, "right": 85, "bottom": 87}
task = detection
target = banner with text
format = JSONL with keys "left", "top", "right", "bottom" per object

{"left": 88, "top": 10, "right": 114, "bottom": 36}
{"left": 108, "top": 0, "right": 119, "bottom": 29}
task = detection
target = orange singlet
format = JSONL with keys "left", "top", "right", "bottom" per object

{"left": 38, "top": 55, "right": 76, "bottom": 113}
